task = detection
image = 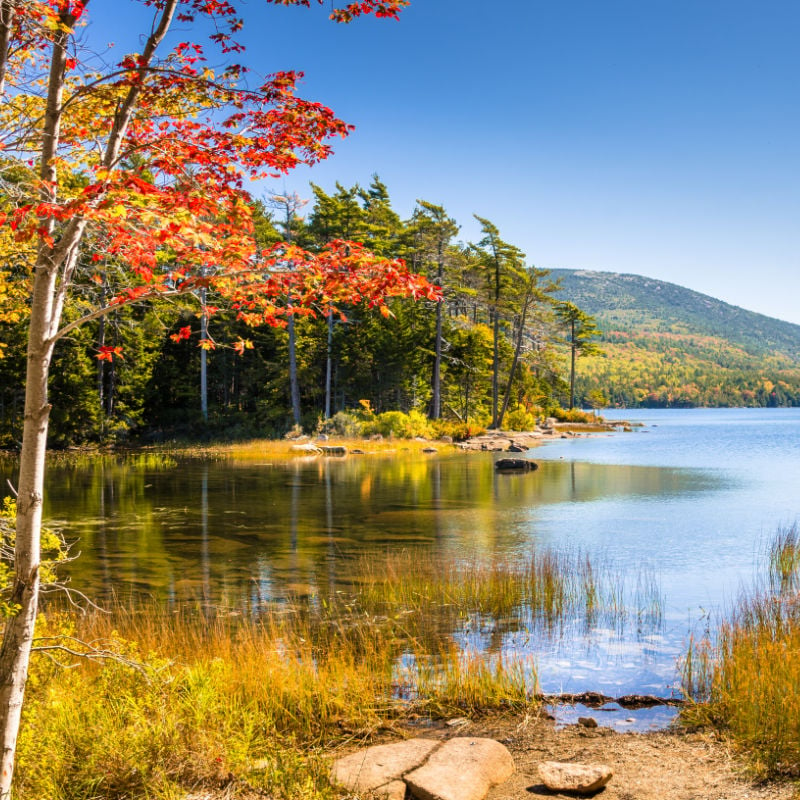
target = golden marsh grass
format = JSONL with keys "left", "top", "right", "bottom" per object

{"left": 15, "top": 547, "right": 660, "bottom": 799}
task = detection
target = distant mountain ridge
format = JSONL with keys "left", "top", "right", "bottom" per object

{"left": 549, "top": 269, "right": 800, "bottom": 407}
{"left": 550, "top": 269, "right": 800, "bottom": 360}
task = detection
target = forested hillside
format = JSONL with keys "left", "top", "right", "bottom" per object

{"left": 552, "top": 269, "right": 800, "bottom": 408}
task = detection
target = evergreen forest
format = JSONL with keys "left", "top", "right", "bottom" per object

{"left": 4, "top": 179, "right": 800, "bottom": 451}
{"left": 0, "top": 178, "right": 593, "bottom": 447}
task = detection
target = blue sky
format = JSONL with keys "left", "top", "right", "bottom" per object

{"left": 87, "top": 1, "right": 800, "bottom": 323}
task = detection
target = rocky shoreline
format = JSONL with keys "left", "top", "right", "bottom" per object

{"left": 458, "top": 419, "right": 632, "bottom": 452}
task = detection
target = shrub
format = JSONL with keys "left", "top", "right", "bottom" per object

{"left": 430, "top": 419, "right": 486, "bottom": 441}
{"left": 549, "top": 407, "right": 596, "bottom": 423}
{"left": 372, "top": 409, "right": 432, "bottom": 439}
{"left": 316, "top": 411, "right": 364, "bottom": 438}
{"left": 504, "top": 405, "right": 539, "bottom": 431}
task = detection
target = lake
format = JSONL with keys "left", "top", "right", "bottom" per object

{"left": 3, "top": 407, "right": 799, "bottom": 728}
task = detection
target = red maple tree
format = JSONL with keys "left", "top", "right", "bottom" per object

{"left": 0, "top": 0, "right": 430, "bottom": 793}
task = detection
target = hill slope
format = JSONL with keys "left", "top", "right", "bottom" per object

{"left": 550, "top": 269, "right": 800, "bottom": 407}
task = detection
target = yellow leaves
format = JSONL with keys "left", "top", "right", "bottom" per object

{"left": 107, "top": 204, "right": 128, "bottom": 219}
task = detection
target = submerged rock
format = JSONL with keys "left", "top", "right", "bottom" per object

{"left": 495, "top": 458, "right": 538, "bottom": 472}
{"left": 290, "top": 443, "right": 321, "bottom": 454}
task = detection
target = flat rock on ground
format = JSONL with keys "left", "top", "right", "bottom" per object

{"left": 537, "top": 760, "right": 613, "bottom": 794}
{"left": 405, "top": 737, "right": 515, "bottom": 800}
{"left": 330, "top": 737, "right": 514, "bottom": 800}
{"left": 330, "top": 738, "right": 439, "bottom": 797}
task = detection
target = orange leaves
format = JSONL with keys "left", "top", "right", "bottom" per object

{"left": 218, "top": 239, "right": 440, "bottom": 329}
{"left": 169, "top": 326, "right": 193, "bottom": 343}
{"left": 232, "top": 337, "right": 253, "bottom": 355}
{"left": 96, "top": 345, "right": 123, "bottom": 362}
{"left": 264, "top": 0, "right": 408, "bottom": 23}
{"left": 328, "top": 0, "right": 409, "bottom": 22}
{"left": 0, "top": 0, "right": 427, "bottom": 361}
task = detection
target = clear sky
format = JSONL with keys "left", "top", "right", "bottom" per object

{"left": 86, "top": 1, "right": 800, "bottom": 323}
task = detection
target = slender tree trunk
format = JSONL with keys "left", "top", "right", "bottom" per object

{"left": 497, "top": 285, "right": 534, "bottom": 429}
{"left": 0, "top": 5, "right": 178, "bottom": 794}
{"left": 0, "top": 9, "right": 72, "bottom": 788}
{"left": 288, "top": 310, "right": 301, "bottom": 428}
{"left": 490, "top": 246, "right": 501, "bottom": 428}
{"left": 569, "top": 319, "right": 576, "bottom": 410}
{"left": 0, "top": 1, "right": 14, "bottom": 98}
{"left": 430, "top": 252, "right": 444, "bottom": 420}
{"left": 97, "top": 304, "right": 106, "bottom": 421}
{"left": 324, "top": 310, "right": 333, "bottom": 419}
{"left": 0, "top": 260, "right": 57, "bottom": 798}
{"left": 200, "top": 287, "right": 208, "bottom": 422}
{"left": 491, "top": 310, "right": 499, "bottom": 427}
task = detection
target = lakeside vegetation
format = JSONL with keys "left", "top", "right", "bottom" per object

{"left": 3, "top": 452, "right": 800, "bottom": 795}
{"left": 15, "top": 549, "right": 657, "bottom": 799}
{"left": 682, "top": 525, "right": 800, "bottom": 779}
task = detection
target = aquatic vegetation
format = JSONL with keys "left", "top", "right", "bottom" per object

{"left": 14, "top": 546, "right": 661, "bottom": 799}
{"left": 682, "top": 525, "right": 800, "bottom": 778}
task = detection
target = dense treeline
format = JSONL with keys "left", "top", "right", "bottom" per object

{"left": 577, "top": 333, "right": 800, "bottom": 408}
{"left": 6, "top": 178, "right": 800, "bottom": 445}
{"left": 0, "top": 177, "right": 596, "bottom": 447}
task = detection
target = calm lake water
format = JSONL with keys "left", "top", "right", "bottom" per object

{"left": 3, "top": 408, "right": 799, "bottom": 727}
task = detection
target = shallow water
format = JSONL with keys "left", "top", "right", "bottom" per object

{"left": 3, "top": 408, "right": 799, "bottom": 726}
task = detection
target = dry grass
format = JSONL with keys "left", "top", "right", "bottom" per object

{"left": 14, "top": 548, "right": 662, "bottom": 798}
{"left": 682, "top": 525, "right": 800, "bottom": 779}
{"left": 144, "top": 436, "right": 455, "bottom": 462}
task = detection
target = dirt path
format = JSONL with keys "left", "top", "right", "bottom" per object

{"left": 189, "top": 713, "right": 797, "bottom": 800}
{"left": 459, "top": 714, "right": 795, "bottom": 800}
{"left": 350, "top": 712, "right": 796, "bottom": 800}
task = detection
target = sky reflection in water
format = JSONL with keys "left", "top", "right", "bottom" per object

{"left": 3, "top": 408, "right": 799, "bottom": 728}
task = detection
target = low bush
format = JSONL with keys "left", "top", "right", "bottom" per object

{"left": 504, "top": 405, "right": 540, "bottom": 431}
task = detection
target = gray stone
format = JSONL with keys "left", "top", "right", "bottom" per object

{"left": 494, "top": 458, "right": 538, "bottom": 472}
{"left": 405, "top": 737, "right": 514, "bottom": 800}
{"left": 320, "top": 445, "right": 347, "bottom": 455}
{"left": 537, "top": 761, "right": 613, "bottom": 794}
{"left": 290, "top": 443, "right": 320, "bottom": 453}
{"left": 330, "top": 738, "right": 439, "bottom": 796}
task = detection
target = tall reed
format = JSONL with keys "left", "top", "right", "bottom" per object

{"left": 15, "top": 547, "right": 662, "bottom": 798}
{"left": 682, "top": 525, "right": 800, "bottom": 778}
